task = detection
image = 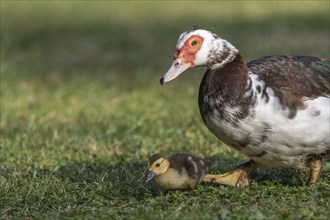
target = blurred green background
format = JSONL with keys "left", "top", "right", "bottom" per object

{"left": 2, "top": 1, "right": 329, "bottom": 77}
{"left": 1, "top": 1, "right": 329, "bottom": 219}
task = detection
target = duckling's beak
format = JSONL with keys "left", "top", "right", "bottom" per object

{"left": 145, "top": 170, "right": 156, "bottom": 183}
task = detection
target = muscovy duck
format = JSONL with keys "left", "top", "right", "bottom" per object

{"left": 160, "top": 27, "right": 330, "bottom": 186}
{"left": 145, "top": 153, "right": 209, "bottom": 190}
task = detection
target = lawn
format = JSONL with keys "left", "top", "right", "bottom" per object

{"left": 1, "top": 1, "right": 329, "bottom": 219}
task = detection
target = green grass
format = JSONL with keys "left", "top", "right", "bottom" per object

{"left": 1, "top": 1, "right": 330, "bottom": 219}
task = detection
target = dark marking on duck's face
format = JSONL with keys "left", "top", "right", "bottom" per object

{"left": 148, "top": 153, "right": 164, "bottom": 165}
{"left": 146, "top": 154, "right": 171, "bottom": 183}
{"left": 148, "top": 157, "right": 170, "bottom": 175}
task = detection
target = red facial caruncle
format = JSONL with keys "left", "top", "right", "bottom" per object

{"left": 174, "top": 35, "right": 204, "bottom": 64}
{"left": 160, "top": 34, "right": 204, "bottom": 85}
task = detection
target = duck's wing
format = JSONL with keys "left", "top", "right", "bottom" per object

{"left": 247, "top": 55, "right": 330, "bottom": 118}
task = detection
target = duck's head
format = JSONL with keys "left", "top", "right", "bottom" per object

{"left": 160, "top": 26, "right": 239, "bottom": 85}
{"left": 145, "top": 154, "right": 170, "bottom": 183}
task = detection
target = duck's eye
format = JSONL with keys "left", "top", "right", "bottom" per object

{"left": 190, "top": 39, "right": 198, "bottom": 47}
{"left": 156, "top": 163, "right": 161, "bottom": 167}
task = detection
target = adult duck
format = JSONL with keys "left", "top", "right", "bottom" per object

{"left": 160, "top": 27, "right": 330, "bottom": 186}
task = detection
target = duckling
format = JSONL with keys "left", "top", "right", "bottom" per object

{"left": 145, "top": 153, "right": 209, "bottom": 190}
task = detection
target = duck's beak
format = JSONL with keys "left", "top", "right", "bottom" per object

{"left": 145, "top": 170, "right": 156, "bottom": 183}
{"left": 160, "top": 59, "right": 192, "bottom": 85}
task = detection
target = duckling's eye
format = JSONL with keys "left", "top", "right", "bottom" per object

{"left": 156, "top": 163, "right": 161, "bottom": 167}
{"left": 190, "top": 39, "right": 198, "bottom": 47}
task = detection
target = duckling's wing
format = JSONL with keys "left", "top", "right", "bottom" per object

{"left": 169, "top": 153, "right": 208, "bottom": 178}
{"left": 168, "top": 154, "right": 195, "bottom": 176}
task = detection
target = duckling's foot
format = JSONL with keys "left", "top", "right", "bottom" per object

{"left": 203, "top": 160, "right": 257, "bottom": 187}
{"left": 307, "top": 158, "right": 323, "bottom": 187}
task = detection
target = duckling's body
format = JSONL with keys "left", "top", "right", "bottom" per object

{"left": 145, "top": 153, "right": 209, "bottom": 190}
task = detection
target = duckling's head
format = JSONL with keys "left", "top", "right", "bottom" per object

{"left": 145, "top": 154, "right": 170, "bottom": 183}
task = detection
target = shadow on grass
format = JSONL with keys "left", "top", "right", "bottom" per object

{"left": 53, "top": 156, "right": 312, "bottom": 200}
{"left": 2, "top": 156, "right": 324, "bottom": 206}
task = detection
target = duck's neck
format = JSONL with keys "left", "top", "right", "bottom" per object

{"left": 205, "top": 53, "right": 250, "bottom": 99}
{"left": 199, "top": 53, "right": 255, "bottom": 120}
{"left": 206, "top": 39, "right": 239, "bottom": 70}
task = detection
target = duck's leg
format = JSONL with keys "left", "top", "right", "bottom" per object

{"left": 203, "top": 160, "right": 258, "bottom": 187}
{"left": 307, "top": 158, "right": 323, "bottom": 186}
